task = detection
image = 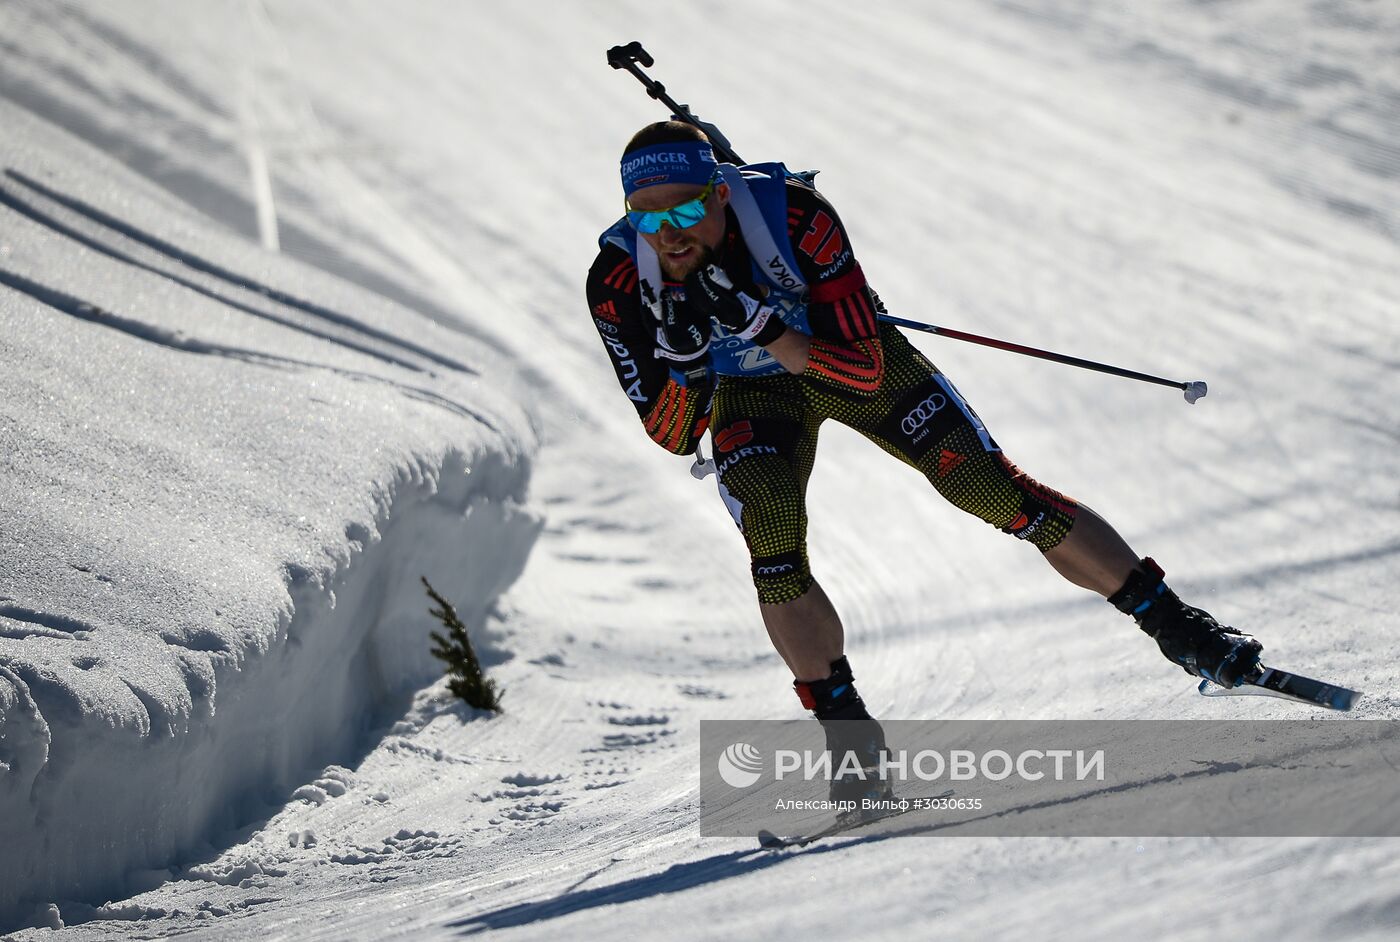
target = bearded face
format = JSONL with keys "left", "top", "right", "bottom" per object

{"left": 629, "top": 181, "right": 730, "bottom": 281}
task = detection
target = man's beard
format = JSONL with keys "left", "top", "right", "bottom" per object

{"left": 660, "top": 243, "right": 718, "bottom": 281}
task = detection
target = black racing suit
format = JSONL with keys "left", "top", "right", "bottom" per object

{"left": 586, "top": 180, "right": 1078, "bottom": 603}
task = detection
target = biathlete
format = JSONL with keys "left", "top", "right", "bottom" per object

{"left": 585, "top": 121, "right": 1264, "bottom": 804}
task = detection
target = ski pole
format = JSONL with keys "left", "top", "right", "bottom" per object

{"left": 878, "top": 313, "right": 1208, "bottom": 403}
{"left": 607, "top": 42, "right": 745, "bottom": 165}
{"left": 690, "top": 440, "right": 717, "bottom": 480}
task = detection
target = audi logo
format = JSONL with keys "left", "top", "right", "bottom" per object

{"left": 755, "top": 564, "right": 794, "bottom": 575}
{"left": 900, "top": 394, "right": 948, "bottom": 435}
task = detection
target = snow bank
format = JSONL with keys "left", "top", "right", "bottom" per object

{"left": 0, "top": 97, "right": 540, "bottom": 928}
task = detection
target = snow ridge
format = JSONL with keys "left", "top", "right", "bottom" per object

{"left": 1, "top": 63, "right": 544, "bottom": 929}
{"left": 0, "top": 447, "right": 541, "bottom": 928}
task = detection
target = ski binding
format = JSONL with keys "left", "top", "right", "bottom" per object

{"left": 1198, "top": 664, "right": 1361, "bottom": 711}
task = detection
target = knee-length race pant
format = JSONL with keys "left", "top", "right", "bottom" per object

{"left": 711, "top": 324, "right": 1079, "bottom": 604}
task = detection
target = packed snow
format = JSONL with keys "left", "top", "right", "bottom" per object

{"left": 1, "top": 1, "right": 1397, "bottom": 939}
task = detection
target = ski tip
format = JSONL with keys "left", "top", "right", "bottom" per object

{"left": 757, "top": 829, "right": 785, "bottom": 849}
{"left": 1331, "top": 688, "right": 1363, "bottom": 711}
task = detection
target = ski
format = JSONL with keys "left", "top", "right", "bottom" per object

{"left": 757, "top": 789, "right": 954, "bottom": 850}
{"left": 1198, "top": 665, "right": 1361, "bottom": 711}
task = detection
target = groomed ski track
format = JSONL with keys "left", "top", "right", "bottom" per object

{"left": 1, "top": 1, "right": 1397, "bottom": 939}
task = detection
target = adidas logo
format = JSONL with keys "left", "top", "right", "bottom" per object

{"left": 937, "top": 449, "right": 966, "bottom": 477}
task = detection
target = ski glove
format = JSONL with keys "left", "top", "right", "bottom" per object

{"left": 685, "top": 264, "right": 787, "bottom": 347}
{"left": 654, "top": 291, "right": 710, "bottom": 365}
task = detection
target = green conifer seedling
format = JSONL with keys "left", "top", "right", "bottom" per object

{"left": 422, "top": 577, "right": 503, "bottom": 713}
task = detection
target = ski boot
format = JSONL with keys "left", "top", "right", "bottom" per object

{"left": 795, "top": 656, "right": 896, "bottom": 825}
{"left": 1109, "top": 558, "right": 1262, "bottom": 688}
{"left": 823, "top": 720, "right": 896, "bottom": 825}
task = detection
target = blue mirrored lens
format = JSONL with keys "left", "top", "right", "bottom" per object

{"left": 627, "top": 197, "right": 708, "bottom": 234}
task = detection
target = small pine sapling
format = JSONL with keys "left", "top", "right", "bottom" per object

{"left": 422, "top": 577, "right": 503, "bottom": 712}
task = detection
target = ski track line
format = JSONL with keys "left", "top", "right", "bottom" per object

{"left": 0, "top": 171, "right": 474, "bottom": 374}
{"left": 0, "top": 265, "right": 497, "bottom": 429}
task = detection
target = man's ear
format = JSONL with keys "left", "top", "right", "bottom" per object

{"left": 715, "top": 182, "right": 731, "bottom": 207}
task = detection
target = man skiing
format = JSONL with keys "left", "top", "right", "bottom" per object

{"left": 586, "top": 121, "right": 1264, "bottom": 802}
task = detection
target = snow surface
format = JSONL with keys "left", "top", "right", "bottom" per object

{"left": 1, "top": 0, "right": 1398, "bottom": 939}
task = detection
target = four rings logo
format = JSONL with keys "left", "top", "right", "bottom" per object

{"left": 718, "top": 742, "right": 763, "bottom": 788}
{"left": 900, "top": 393, "right": 948, "bottom": 436}
{"left": 754, "top": 563, "right": 794, "bottom": 576}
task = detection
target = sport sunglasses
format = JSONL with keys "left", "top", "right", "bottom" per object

{"left": 625, "top": 174, "right": 720, "bottom": 234}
